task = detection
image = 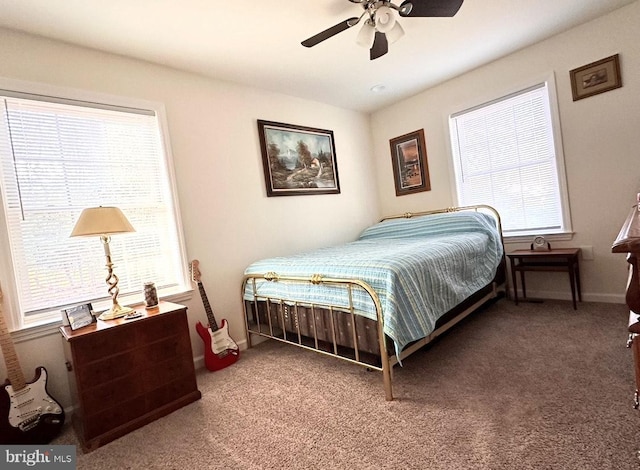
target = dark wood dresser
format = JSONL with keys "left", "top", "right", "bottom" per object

{"left": 59, "top": 301, "right": 201, "bottom": 451}
{"left": 612, "top": 202, "right": 640, "bottom": 409}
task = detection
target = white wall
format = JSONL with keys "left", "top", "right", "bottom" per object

{"left": 370, "top": 1, "right": 640, "bottom": 303}
{"left": 0, "top": 29, "right": 378, "bottom": 407}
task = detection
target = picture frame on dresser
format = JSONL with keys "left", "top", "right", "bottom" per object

{"left": 62, "top": 303, "right": 94, "bottom": 331}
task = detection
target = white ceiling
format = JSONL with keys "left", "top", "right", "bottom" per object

{"left": 0, "top": 0, "right": 636, "bottom": 112}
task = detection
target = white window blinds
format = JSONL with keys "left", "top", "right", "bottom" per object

{"left": 0, "top": 93, "right": 187, "bottom": 322}
{"left": 449, "top": 82, "right": 568, "bottom": 236}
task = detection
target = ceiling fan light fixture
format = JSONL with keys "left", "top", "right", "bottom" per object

{"left": 356, "top": 20, "right": 376, "bottom": 48}
{"left": 374, "top": 6, "right": 396, "bottom": 33}
{"left": 386, "top": 21, "right": 405, "bottom": 44}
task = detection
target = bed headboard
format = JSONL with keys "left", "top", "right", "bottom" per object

{"left": 380, "top": 204, "right": 503, "bottom": 239}
{"left": 380, "top": 205, "right": 506, "bottom": 288}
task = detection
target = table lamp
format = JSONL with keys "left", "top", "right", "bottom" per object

{"left": 70, "top": 206, "right": 136, "bottom": 320}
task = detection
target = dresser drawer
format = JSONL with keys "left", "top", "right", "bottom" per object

{"left": 72, "top": 326, "right": 137, "bottom": 367}
{"left": 138, "top": 310, "right": 185, "bottom": 343}
{"left": 81, "top": 373, "right": 145, "bottom": 416}
{"left": 75, "top": 350, "right": 138, "bottom": 391}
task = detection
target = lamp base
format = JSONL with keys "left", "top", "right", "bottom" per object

{"left": 99, "top": 303, "right": 135, "bottom": 321}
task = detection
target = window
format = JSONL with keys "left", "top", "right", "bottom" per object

{"left": 448, "top": 79, "right": 571, "bottom": 238}
{"left": 0, "top": 83, "right": 189, "bottom": 330}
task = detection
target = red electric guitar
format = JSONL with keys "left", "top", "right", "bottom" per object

{"left": 0, "top": 289, "right": 65, "bottom": 444}
{"left": 191, "top": 260, "right": 239, "bottom": 372}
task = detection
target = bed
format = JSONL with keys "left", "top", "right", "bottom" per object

{"left": 241, "top": 205, "right": 506, "bottom": 400}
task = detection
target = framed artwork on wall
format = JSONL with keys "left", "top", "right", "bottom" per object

{"left": 389, "top": 128, "right": 431, "bottom": 196}
{"left": 257, "top": 120, "right": 340, "bottom": 197}
{"left": 570, "top": 54, "right": 622, "bottom": 101}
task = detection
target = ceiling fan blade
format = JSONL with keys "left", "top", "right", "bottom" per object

{"left": 370, "top": 32, "right": 389, "bottom": 60}
{"left": 399, "top": 0, "right": 464, "bottom": 17}
{"left": 301, "top": 17, "right": 360, "bottom": 47}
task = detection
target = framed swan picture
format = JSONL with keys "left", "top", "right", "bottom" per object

{"left": 570, "top": 54, "right": 622, "bottom": 101}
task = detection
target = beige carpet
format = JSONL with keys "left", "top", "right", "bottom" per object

{"left": 54, "top": 299, "right": 639, "bottom": 469}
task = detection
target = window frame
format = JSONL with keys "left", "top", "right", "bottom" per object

{"left": 445, "top": 72, "right": 573, "bottom": 242}
{"left": 0, "top": 77, "right": 191, "bottom": 334}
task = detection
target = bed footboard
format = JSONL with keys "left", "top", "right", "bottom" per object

{"left": 242, "top": 274, "right": 503, "bottom": 401}
{"left": 244, "top": 299, "right": 384, "bottom": 357}
{"left": 242, "top": 274, "right": 395, "bottom": 399}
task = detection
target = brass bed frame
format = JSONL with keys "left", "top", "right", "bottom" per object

{"left": 241, "top": 205, "right": 506, "bottom": 401}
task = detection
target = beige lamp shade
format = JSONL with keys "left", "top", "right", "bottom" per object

{"left": 70, "top": 206, "right": 135, "bottom": 237}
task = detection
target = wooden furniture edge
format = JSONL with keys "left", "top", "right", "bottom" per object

{"left": 612, "top": 204, "right": 640, "bottom": 253}
{"left": 612, "top": 201, "right": 640, "bottom": 409}
{"left": 612, "top": 204, "right": 640, "bottom": 317}
{"left": 78, "top": 390, "right": 202, "bottom": 452}
{"left": 630, "top": 312, "right": 640, "bottom": 334}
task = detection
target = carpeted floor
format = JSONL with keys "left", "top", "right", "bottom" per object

{"left": 54, "top": 299, "right": 640, "bottom": 469}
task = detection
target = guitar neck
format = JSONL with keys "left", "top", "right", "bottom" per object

{"left": 197, "top": 282, "right": 219, "bottom": 331}
{"left": 0, "top": 305, "right": 26, "bottom": 391}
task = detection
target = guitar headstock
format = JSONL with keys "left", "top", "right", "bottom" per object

{"left": 190, "top": 260, "right": 202, "bottom": 284}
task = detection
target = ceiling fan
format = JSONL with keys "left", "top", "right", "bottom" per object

{"left": 301, "top": 0, "right": 464, "bottom": 60}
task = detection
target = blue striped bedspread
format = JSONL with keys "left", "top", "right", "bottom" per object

{"left": 243, "top": 211, "right": 503, "bottom": 357}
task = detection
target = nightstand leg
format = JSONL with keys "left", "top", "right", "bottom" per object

{"left": 568, "top": 261, "right": 577, "bottom": 310}
{"left": 575, "top": 257, "right": 582, "bottom": 302}
{"left": 510, "top": 258, "right": 519, "bottom": 305}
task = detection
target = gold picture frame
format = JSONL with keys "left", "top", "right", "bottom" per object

{"left": 389, "top": 129, "right": 431, "bottom": 196}
{"left": 570, "top": 54, "right": 622, "bottom": 101}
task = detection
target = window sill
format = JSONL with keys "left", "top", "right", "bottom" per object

{"left": 11, "top": 321, "right": 65, "bottom": 343}
{"left": 504, "top": 232, "right": 575, "bottom": 245}
{"left": 11, "top": 288, "right": 194, "bottom": 344}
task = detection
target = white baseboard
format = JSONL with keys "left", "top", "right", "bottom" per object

{"left": 510, "top": 288, "right": 625, "bottom": 305}
{"left": 193, "top": 355, "right": 206, "bottom": 371}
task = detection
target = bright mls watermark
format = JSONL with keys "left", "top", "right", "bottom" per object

{"left": 1, "top": 445, "right": 75, "bottom": 469}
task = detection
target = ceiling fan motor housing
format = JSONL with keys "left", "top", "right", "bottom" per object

{"left": 303, "top": 0, "right": 464, "bottom": 60}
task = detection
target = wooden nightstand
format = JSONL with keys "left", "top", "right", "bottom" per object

{"left": 59, "top": 301, "right": 201, "bottom": 452}
{"left": 507, "top": 248, "right": 582, "bottom": 309}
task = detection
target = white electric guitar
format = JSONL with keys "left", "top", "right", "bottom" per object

{"left": 0, "top": 289, "right": 65, "bottom": 444}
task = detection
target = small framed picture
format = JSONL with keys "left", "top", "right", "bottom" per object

{"left": 62, "top": 303, "right": 95, "bottom": 331}
{"left": 389, "top": 129, "right": 431, "bottom": 196}
{"left": 570, "top": 54, "right": 622, "bottom": 101}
